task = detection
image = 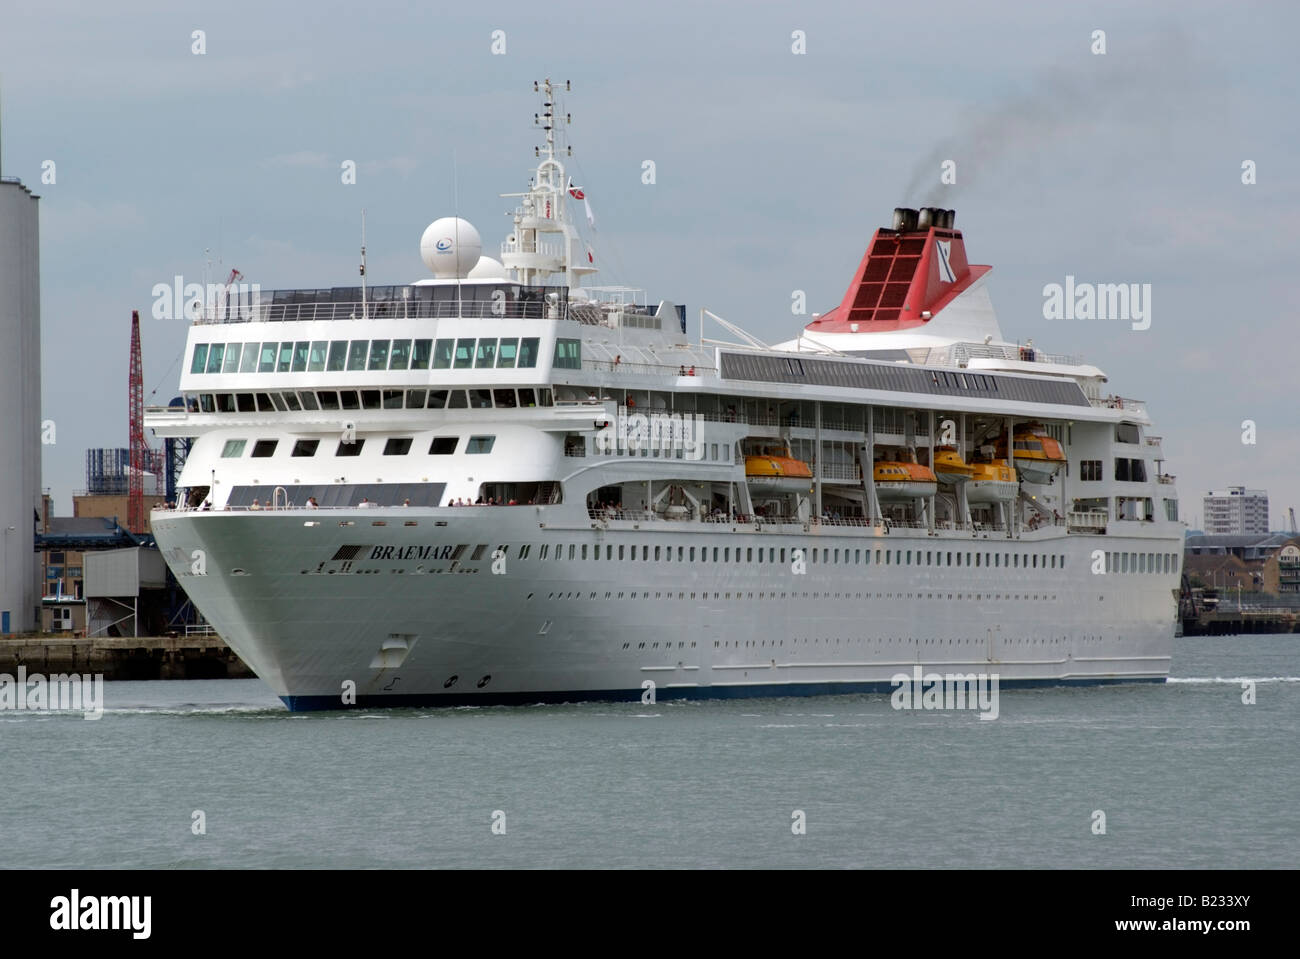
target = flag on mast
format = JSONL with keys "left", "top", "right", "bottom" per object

{"left": 586, "top": 243, "right": 595, "bottom": 264}
{"left": 584, "top": 196, "right": 595, "bottom": 228}
{"left": 567, "top": 176, "right": 585, "bottom": 200}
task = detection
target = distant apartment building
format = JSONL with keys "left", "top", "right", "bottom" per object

{"left": 1202, "top": 487, "right": 1269, "bottom": 536}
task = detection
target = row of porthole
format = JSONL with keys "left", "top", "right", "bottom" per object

{"left": 540, "top": 590, "right": 1059, "bottom": 602}
{"left": 620, "top": 636, "right": 1080, "bottom": 651}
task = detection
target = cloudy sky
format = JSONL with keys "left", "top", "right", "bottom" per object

{"left": 2, "top": 0, "right": 1296, "bottom": 528}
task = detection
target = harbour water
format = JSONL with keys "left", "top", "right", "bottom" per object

{"left": 2, "top": 635, "right": 1294, "bottom": 869}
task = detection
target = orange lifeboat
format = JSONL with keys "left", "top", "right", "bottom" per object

{"left": 966, "top": 459, "right": 1018, "bottom": 503}
{"left": 745, "top": 452, "right": 814, "bottom": 492}
{"left": 873, "top": 461, "right": 938, "bottom": 501}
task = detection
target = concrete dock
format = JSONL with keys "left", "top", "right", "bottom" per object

{"left": 0, "top": 634, "right": 253, "bottom": 680}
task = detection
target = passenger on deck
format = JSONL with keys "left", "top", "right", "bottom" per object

{"left": 358, "top": 497, "right": 372, "bottom": 508}
{"left": 306, "top": 497, "right": 319, "bottom": 509}
{"left": 402, "top": 498, "right": 411, "bottom": 507}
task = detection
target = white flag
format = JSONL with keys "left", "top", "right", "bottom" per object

{"left": 584, "top": 196, "right": 595, "bottom": 228}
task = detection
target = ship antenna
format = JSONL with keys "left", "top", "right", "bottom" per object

{"left": 453, "top": 151, "right": 461, "bottom": 313}
{"left": 360, "top": 209, "right": 368, "bottom": 320}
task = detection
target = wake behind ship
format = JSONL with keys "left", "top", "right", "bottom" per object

{"left": 147, "top": 80, "right": 1183, "bottom": 711}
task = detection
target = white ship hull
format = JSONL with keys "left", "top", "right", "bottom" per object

{"left": 152, "top": 505, "right": 1178, "bottom": 711}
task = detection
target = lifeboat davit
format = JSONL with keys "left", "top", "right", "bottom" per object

{"left": 745, "top": 453, "right": 813, "bottom": 492}
{"left": 997, "top": 427, "right": 1066, "bottom": 484}
{"left": 873, "top": 461, "right": 938, "bottom": 501}
{"left": 933, "top": 446, "right": 975, "bottom": 485}
{"left": 966, "top": 459, "right": 1018, "bottom": 503}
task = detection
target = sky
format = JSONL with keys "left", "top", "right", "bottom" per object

{"left": 1, "top": 0, "right": 1297, "bottom": 529}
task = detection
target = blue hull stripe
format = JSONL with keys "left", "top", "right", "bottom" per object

{"left": 281, "top": 676, "right": 1166, "bottom": 712}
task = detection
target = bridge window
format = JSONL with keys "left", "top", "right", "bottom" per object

{"left": 475, "top": 340, "right": 498, "bottom": 368}
{"left": 347, "top": 340, "right": 368, "bottom": 371}
{"left": 518, "top": 388, "right": 537, "bottom": 407}
{"left": 308, "top": 341, "right": 328, "bottom": 372}
{"left": 367, "top": 340, "right": 390, "bottom": 371}
{"left": 470, "top": 389, "right": 493, "bottom": 409}
{"left": 251, "top": 440, "right": 278, "bottom": 458}
{"left": 223, "top": 344, "right": 242, "bottom": 373}
{"left": 292, "top": 439, "right": 319, "bottom": 457}
{"left": 277, "top": 342, "right": 294, "bottom": 372}
{"left": 388, "top": 339, "right": 412, "bottom": 370}
{"left": 383, "top": 438, "right": 413, "bottom": 456}
{"left": 427, "top": 390, "right": 448, "bottom": 409}
{"left": 466, "top": 436, "right": 496, "bottom": 454}
{"left": 221, "top": 439, "right": 246, "bottom": 458}
{"left": 518, "top": 338, "right": 541, "bottom": 368}
{"left": 292, "top": 341, "right": 310, "bottom": 372}
{"left": 411, "top": 339, "right": 433, "bottom": 369}
{"left": 326, "top": 341, "right": 348, "bottom": 372}
{"left": 454, "top": 339, "right": 475, "bottom": 369}
{"left": 497, "top": 339, "right": 518, "bottom": 367}
{"left": 239, "top": 342, "right": 259, "bottom": 373}
{"left": 433, "top": 339, "right": 455, "bottom": 369}
{"left": 553, "top": 338, "right": 581, "bottom": 369}
{"left": 448, "top": 390, "right": 469, "bottom": 409}
{"left": 190, "top": 343, "right": 209, "bottom": 374}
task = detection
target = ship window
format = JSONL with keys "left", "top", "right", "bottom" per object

{"left": 326, "top": 341, "right": 348, "bottom": 372}
{"left": 251, "top": 439, "right": 278, "bottom": 458}
{"left": 317, "top": 391, "right": 340, "bottom": 410}
{"left": 411, "top": 339, "right": 432, "bottom": 369}
{"left": 361, "top": 390, "right": 381, "bottom": 410}
{"left": 494, "top": 389, "right": 517, "bottom": 408}
{"left": 406, "top": 390, "right": 427, "bottom": 408}
{"left": 347, "top": 340, "right": 369, "bottom": 371}
{"left": 429, "top": 437, "right": 458, "bottom": 455}
{"left": 497, "top": 338, "right": 518, "bottom": 367}
{"left": 1080, "top": 459, "right": 1102, "bottom": 481}
{"left": 538, "top": 388, "right": 553, "bottom": 407}
{"left": 427, "top": 390, "right": 449, "bottom": 409}
{"left": 221, "top": 439, "right": 247, "bottom": 458}
{"left": 190, "top": 343, "right": 210, "bottom": 374}
{"left": 470, "top": 389, "right": 493, "bottom": 409}
{"left": 433, "top": 339, "right": 455, "bottom": 369}
{"left": 518, "top": 388, "right": 537, "bottom": 407}
{"left": 475, "top": 340, "right": 498, "bottom": 368}
{"left": 223, "top": 344, "right": 242, "bottom": 373}
{"left": 259, "top": 342, "right": 278, "bottom": 372}
{"left": 272, "top": 393, "right": 291, "bottom": 412}
{"left": 277, "top": 342, "right": 294, "bottom": 372}
{"left": 466, "top": 435, "right": 495, "bottom": 454}
{"left": 448, "top": 390, "right": 468, "bottom": 409}
{"left": 282, "top": 392, "right": 301, "bottom": 411}
{"left": 454, "top": 339, "right": 475, "bottom": 369}
{"left": 1115, "top": 423, "right": 1140, "bottom": 444}
{"left": 384, "top": 438, "right": 413, "bottom": 456}
{"left": 292, "top": 439, "right": 319, "bottom": 457}
{"left": 368, "top": 340, "right": 390, "bottom": 371}
{"left": 336, "top": 439, "right": 364, "bottom": 456}
{"left": 518, "top": 337, "right": 540, "bottom": 368}
{"left": 1164, "top": 498, "right": 1179, "bottom": 521}
{"left": 236, "top": 393, "right": 256, "bottom": 412}
{"left": 340, "top": 390, "right": 360, "bottom": 410}
{"left": 308, "top": 341, "right": 328, "bottom": 372}
{"left": 251, "top": 392, "right": 272, "bottom": 412}
{"left": 291, "top": 341, "right": 309, "bottom": 372}
{"left": 383, "top": 390, "right": 404, "bottom": 410}
{"left": 239, "top": 342, "right": 260, "bottom": 373}
{"left": 299, "top": 393, "right": 320, "bottom": 413}
{"left": 389, "top": 339, "right": 412, "bottom": 371}
{"left": 553, "top": 338, "right": 581, "bottom": 369}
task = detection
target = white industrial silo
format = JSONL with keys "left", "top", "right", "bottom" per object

{"left": 0, "top": 176, "right": 42, "bottom": 633}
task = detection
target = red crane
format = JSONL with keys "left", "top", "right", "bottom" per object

{"left": 127, "top": 309, "right": 146, "bottom": 534}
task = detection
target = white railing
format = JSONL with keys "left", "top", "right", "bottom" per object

{"left": 1090, "top": 396, "right": 1148, "bottom": 416}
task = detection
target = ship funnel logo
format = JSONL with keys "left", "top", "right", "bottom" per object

{"left": 935, "top": 240, "right": 956, "bottom": 283}
{"left": 435, "top": 238, "right": 454, "bottom": 253}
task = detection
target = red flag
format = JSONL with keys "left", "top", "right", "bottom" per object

{"left": 567, "top": 176, "right": 585, "bottom": 200}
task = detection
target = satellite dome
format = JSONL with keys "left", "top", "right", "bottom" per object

{"left": 468, "top": 255, "right": 506, "bottom": 279}
{"left": 420, "top": 217, "right": 481, "bottom": 279}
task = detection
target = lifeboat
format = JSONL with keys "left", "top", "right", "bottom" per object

{"left": 966, "top": 459, "right": 1018, "bottom": 503}
{"left": 933, "top": 446, "right": 975, "bottom": 485}
{"left": 873, "top": 461, "right": 938, "bottom": 501}
{"left": 745, "top": 452, "right": 813, "bottom": 492}
{"left": 997, "top": 427, "right": 1066, "bottom": 484}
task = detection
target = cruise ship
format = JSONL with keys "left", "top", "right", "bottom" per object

{"left": 147, "top": 80, "right": 1183, "bottom": 710}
